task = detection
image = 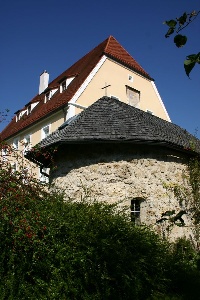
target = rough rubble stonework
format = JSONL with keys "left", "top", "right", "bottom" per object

{"left": 50, "top": 144, "right": 194, "bottom": 240}
{"left": 25, "top": 98, "right": 200, "bottom": 241}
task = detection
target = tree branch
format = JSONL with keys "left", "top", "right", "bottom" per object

{"left": 176, "top": 10, "right": 200, "bottom": 33}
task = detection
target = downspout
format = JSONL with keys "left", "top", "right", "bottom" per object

{"left": 62, "top": 105, "right": 69, "bottom": 122}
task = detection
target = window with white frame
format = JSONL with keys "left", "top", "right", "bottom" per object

{"left": 24, "top": 134, "right": 31, "bottom": 152}
{"left": 16, "top": 110, "right": 26, "bottom": 122}
{"left": 45, "top": 92, "right": 50, "bottom": 102}
{"left": 27, "top": 105, "right": 31, "bottom": 115}
{"left": 45, "top": 89, "right": 58, "bottom": 103}
{"left": 2, "top": 147, "right": 7, "bottom": 156}
{"left": 131, "top": 198, "right": 143, "bottom": 224}
{"left": 13, "top": 138, "right": 19, "bottom": 150}
{"left": 126, "top": 86, "right": 140, "bottom": 107}
{"left": 60, "top": 77, "right": 75, "bottom": 93}
{"left": 39, "top": 167, "right": 49, "bottom": 183}
{"left": 41, "top": 124, "right": 50, "bottom": 140}
{"left": 22, "top": 167, "right": 29, "bottom": 184}
{"left": 2, "top": 146, "right": 8, "bottom": 161}
{"left": 61, "top": 81, "right": 66, "bottom": 92}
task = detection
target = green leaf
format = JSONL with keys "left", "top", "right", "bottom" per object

{"left": 174, "top": 34, "right": 187, "bottom": 47}
{"left": 164, "top": 19, "right": 177, "bottom": 38}
{"left": 184, "top": 53, "right": 200, "bottom": 77}
{"left": 177, "top": 12, "right": 187, "bottom": 26}
{"left": 17, "top": 229, "right": 23, "bottom": 235}
{"left": 164, "top": 19, "right": 177, "bottom": 28}
{"left": 187, "top": 54, "right": 198, "bottom": 61}
{"left": 3, "top": 214, "right": 8, "bottom": 221}
{"left": 184, "top": 61, "right": 195, "bottom": 77}
{"left": 195, "top": 52, "right": 200, "bottom": 63}
{"left": 165, "top": 27, "right": 174, "bottom": 38}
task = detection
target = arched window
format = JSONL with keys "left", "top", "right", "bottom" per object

{"left": 131, "top": 198, "right": 144, "bottom": 224}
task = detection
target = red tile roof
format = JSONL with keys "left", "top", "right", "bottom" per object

{"left": 0, "top": 36, "right": 152, "bottom": 141}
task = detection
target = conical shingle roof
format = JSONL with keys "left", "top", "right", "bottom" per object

{"left": 26, "top": 97, "right": 200, "bottom": 166}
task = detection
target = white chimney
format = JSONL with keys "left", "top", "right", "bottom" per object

{"left": 39, "top": 70, "right": 49, "bottom": 94}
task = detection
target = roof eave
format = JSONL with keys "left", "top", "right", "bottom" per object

{"left": 26, "top": 139, "right": 199, "bottom": 167}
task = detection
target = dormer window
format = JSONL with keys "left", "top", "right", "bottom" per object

{"left": 60, "top": 76, "right": 75, "bottom": 93}
{"left": 44, "top": 88, "right": 58, "bottom": 103}
{"left": 46, "top": 92, "right": 50, "bottom": 102}
{"left": 15, "top": 110, "right": 20, "bottom": 122}
{"left": 16, "top": 110, "right": 26, "bottom": 122}
{"left": 27, "top": 105, "right": 31, "bottom": 115}
{"left": 62, "top": 81, "right": 66, "bottom": 92}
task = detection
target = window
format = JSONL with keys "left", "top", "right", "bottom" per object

{"left": 46, "top": 92, "right": 50, "bottom": 102}
{"left": 24, "top": 134, "right": 31, "bottom": 153}
{"left": 60, "top": 77, "right": 75, "bottom": 93}
{"left": 41, "top": 125, "right": 50, "bottom": 140}
{"left": 45, "top": 89, "right": 58, "bottom": 102}
{"left": 13, "top": 138, "right": 19, "bottom": 150}
{"left": 126, "top": 86, "right": 140, "bottom": 107}
{"left": 27, "top": 105, "right": 31, "bottom": 115}
{"left": 22, "top": 167, "right": 29, "bottom": 184}
{"left": 40, "top": 167, "right": 49, "bottom": 183}
{"left": 16, "top": 110, "right": 26, "bottom": 121}
{"left": 2, "top": 146, "right": 8, "bottom": 161}
{"left": 61, "top": 81, "right": 66, "bottom": 92}
{"left": 131, "top": 198, "right": 142, "bottom": 224}
{"left": 2, "top": 147, "right": 8, "bottom": 156}
{"left": 128, "top": 75, "right": 133, "bottom": 82}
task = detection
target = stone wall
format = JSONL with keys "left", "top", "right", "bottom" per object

{"left": 50, "top": 143, "right": 194, "bottom": 240}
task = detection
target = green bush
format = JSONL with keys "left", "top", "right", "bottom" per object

{"left": 1, "top": 145, "right": 200, "bottom": 299}
{"left": 0, "top": 172, "right": 165, "bottom": 299}
{"left": 0, "top": 165, "right": 166, "bottom": 299}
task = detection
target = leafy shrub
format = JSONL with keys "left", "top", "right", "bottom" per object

{"left": 1, "top": 143, "right": 200, "bottom": 299}
{"left": 0, "top": 170, "right": 166, "bottom": 299}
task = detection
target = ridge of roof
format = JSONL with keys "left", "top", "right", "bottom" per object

{"left": 1, "top": 36, "right": 153, "bottom": 141}
{"left": 103, "top": 36, "right": 152, "bottom": 80}
{"left": 26, "top": 97, "right": 200, "bottom": 167}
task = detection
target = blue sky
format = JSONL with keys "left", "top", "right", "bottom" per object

{"left": 0, "top": 0, "right": 199, "bottom": 137}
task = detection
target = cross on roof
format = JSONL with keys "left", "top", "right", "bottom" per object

{"left": 101, "top": 82, "right": 111, "bottom": 96}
